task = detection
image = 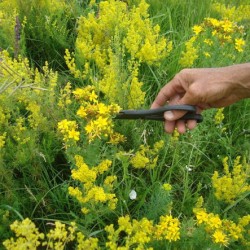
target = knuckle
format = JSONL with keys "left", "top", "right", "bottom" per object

{"left": 188, "top": 84, "right": 203, "bottom": 101}
{"left": 173, "top": 69, "right": 191, "bottom": 86}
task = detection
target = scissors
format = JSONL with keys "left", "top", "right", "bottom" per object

{"left": 115, "top": 104, "right": 203, "bottom": 122}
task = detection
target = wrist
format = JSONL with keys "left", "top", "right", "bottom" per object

{"left": 228, "top": 63, "right": 250, "bottom": 99}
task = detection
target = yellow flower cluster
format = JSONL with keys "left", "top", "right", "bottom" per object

{"left": 105, "top": 213, "right": 180, "bottom": 249}
{"left": 64, "top": 49, "right": 82, "bottom": 79}
{"left": 0, "top": 132, "right": 7, "bottom": 148}
{"left": 57, "top": 81, "right": 72, "bottom": 108}
{"left": 212, "top": 3, "right": 250, "bottom": 22}
{"left": 194, "top": 206, "right": 250, "bottom": 247}
{"left": 179, "top": 17, "right": 246, "bottom": 67}
{"left": 0, "top": 50, "right": 57, "bottom": 148}
{"left": 163, "top": 183, "right": 172, "bottom": 191}
{"left": 0, "top": 51, "right": 57, "bottom": 97}
{"left": 57, "top": 119, "right": 80, "bottom": 143}
{"left": 235, "top": 38, "right": 246, "bottom": 53}
{"left": 170, "top": 128, "right": 180, "bottom": 144}
{"left": 154, "top": 214, "right": 180, "bottom": 241}
{"left": 212, "top": 156, "right": 250, "bottom": 204}
{"left": 3, "top": 218, "right": 99, "bottom": 250}
{"left": 214, "top": 108, "right": 225, "bottom": 125}
{"left": 43, "top": 221, "right": 76, "bottom": 250}
{"left": 66, "top": 0, "right": 172, "bottom": 108}
{"left": 129, "top": 140, "right": 164, "bottom": 169}
{"left": 68, "top": 155, "right": 118, "bottom": 214}
{"left": 203, "top": 18, "right": 245, "bottom": 50}
{"left": 43, "top": 221, "right": 77, "bottom": 249}
{"left": 12, "top": 117, "right": 30, "bottom": 144}
{"left": 57, "top": 84, "right": 125, "bottom": 144}
{"left": 179, "top": 36, "right": 199, "bottom": 67}
{"left": 0, "top": 0, "right": 67, "bottom": 14}
{"left": 3, "top": 218, "right": 45, "bottom": 249}
{"left": 105, "top": 215, "right": 180, "bottom": 250}
{"left": 73, "top": 85, "right": 125, "bottom": 143}
{"left": 26, "top": 101, "right": 47, "bottom": 129}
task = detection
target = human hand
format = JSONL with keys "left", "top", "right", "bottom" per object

{"left": 151, "top": 64, "right": 250, "bottom": 134}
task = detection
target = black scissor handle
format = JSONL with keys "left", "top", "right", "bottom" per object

{"left": 115, "top": 105, "right": 203, "bottom": 123}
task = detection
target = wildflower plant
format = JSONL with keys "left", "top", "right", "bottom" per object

{"left": 193, "top": 197, "right": 250, "bottom": 248}
{"left": 65, "top": 0, "right": 172, "bottom": 108}
{"left": 1, "top": 0, "right": 250, "bottom": 249}
{"left": 212, "top": 2, "right": 250, "bottom": 22}
{"left": 57, "top": 84, "right": 125, "bottom": 145}
{"left": 3, "top": 218, "right": 45, "bottom": 250}
{"left": 105, "top": 214, "right": 180, "bottom": 249}
{"left": 68, "top": 155, "right": 118, "bottom": 215}
{"left": 179, "top": 17, "right": 246, "bottom": 67}
{"left": 212, "top": 156, "right": 250, "bottom": 204}
{"left": 129, "top": 140, "right": 164, "bottom": 169}
{"left": 3, "top": 219, "right": 100, "bottom": 250}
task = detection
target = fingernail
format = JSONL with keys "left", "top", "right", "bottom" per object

{"left": 164, "top": 111, "right": 174, "bottom": 120}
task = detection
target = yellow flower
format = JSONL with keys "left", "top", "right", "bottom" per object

{"left": 212, "top": 3, "right": 250, "bottom": 22}
{"left": 85, "top": 186, "right": 108, "bottom": 202}
{"left": 118, "top": 215, "right": 133, "bottom": 235}
{"left": 130, "top": 150, "right": 150, "bottom": 168}
{"left": 155, "top": 215, "right": 180, "bottom": 242}
{"left": 3, "top": 218, "right": 44, "bottom": 249}
{"left": 212, "top": 156, "right": 250, "bottom": 203}
{"left": 68, "top": 129, "right": 80, "bottom": 141}
{"left": 235, "top": 38, "right": 245, "bottom": 52}
{"left": 204, "top": 38, "right": 213, "bottom": 45}
{"left": 69, "top": 155, "right": 117, "bottom": 214}
{"left": 179, "top": 36, "right": 198, "bottom": 67}
{"left": 129, "top": 140, "right": 164, "bottom": 169}
{"left": 89, "top": 90, "right": 98, "bottom": 102}
{"left": 77, "top": 106, "right": 87, "bottom": 118}
{"left": 66, "top": 0, "right": 171, "bottom": 108}
{"left": 195, "top": 209, "right": 209, "bottom": 224}
{"left": 71, "top": 155, "right": 97, "bottom": 184}
{"left": 0, "top": 132, "right": 7, "bottom": 148}
{"left": 192, "top": 25, "right": 203, "bottom": 35}
{"left": 221, "top": 19, "right": 233, "bottom": 33}
{"left": 72, "top": 86, "right": 124, "bottom": 143}
{"left": 163, "top": 183, "right": 172, "bottom": 191}
{"left": 58, "top": 81, "right": 72, "bottom": 108}
{"left": 94, "top": 116, "right": 108, "bottom": 129}
{"left": 209, "top": 214, "right": 222, "bottom": 229}
{"left": 57, "top": 119, "right": 80, "bottom": 143}
{"left": 94, "top": 159, "right": 112, "bottom": 174}
{"left": 203, "top": 52, "right": 211, "bottom": 58}
{"left": 108, "top": 132, "right": 126, "bottom": 145}
{"left": 76, "top": 232, "right": 99, "bottom": 250}
{"left": 212, "top": 230, "right": 228, "bottom": 246}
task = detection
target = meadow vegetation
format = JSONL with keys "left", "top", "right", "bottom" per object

{"left": 0, "top": 0, "right": 249, "bottom": 249}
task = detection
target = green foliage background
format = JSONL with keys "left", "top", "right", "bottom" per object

{"left": 0, "top": 0, "right": 249, "bottom": 249}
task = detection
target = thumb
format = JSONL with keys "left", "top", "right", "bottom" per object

{"left": 164, "top": 92, "right": 196, "bottom": 121}
{"left": 164, "top": 108, "right": 187, "bottom": 121}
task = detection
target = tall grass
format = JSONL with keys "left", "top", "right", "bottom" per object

{"left": 0, "top": 0, "right": 249, "bottom": 249}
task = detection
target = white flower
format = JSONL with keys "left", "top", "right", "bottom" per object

{"left": 129, "top": 189, "right": 137, "bottom": 200}
{"left": 185, "top": 165, "right": 194, "bottom": 171}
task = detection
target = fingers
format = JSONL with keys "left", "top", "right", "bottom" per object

{"left": 151, "top": 72, "right": 201, "bottom": 134}
{"left": 186, "top": 119, "right": 197, "bottom": 130}
{"left": 164, "top": 109, "right": 187, "bottom": 121}
{"left": 163, "top": 93, "right": 189, "bottom": 122}
{"left": 151, "top": 81, "right": 177, "bottom": 109}
{"left": 164, "top": 119, "right": 197, "bottom": 134}
{"left": 164, "top": 120, "right": 176, "bottom": 134}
